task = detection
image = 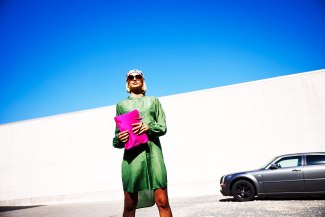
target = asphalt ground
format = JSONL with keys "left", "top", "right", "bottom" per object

{"left": 1, "top": 195, "right": 325, "bottom": 217}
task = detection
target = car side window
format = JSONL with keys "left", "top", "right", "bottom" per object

{"left": 306, "top": 155, "right": 325, "bottom": 166}
{"left": 275, "top": 156, "right": 301, "bottom": 168}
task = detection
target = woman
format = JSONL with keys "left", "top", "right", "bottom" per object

{"left": 113, "top": 69, "right": 173, "bottom": 217}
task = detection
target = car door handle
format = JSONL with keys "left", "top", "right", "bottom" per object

{"left": 292, "top": 169, "right": 301, "bottom": 172}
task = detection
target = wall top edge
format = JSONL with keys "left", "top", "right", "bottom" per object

{"left": 159, "top": 68, "right": 325, "bottom": 100}
{"left": 1, "top": 68, "right": 324, "bottom": 127}
{"left": 0, "top": 105, "right": 115, "bottom": 127}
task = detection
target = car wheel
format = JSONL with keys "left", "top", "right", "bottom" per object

{"left": 231, "top": 180, "right": 256, "bottom": 202}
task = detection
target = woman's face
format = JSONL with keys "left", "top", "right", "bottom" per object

{"left": 127, "top": 73, "right": 144, "bottom": 92}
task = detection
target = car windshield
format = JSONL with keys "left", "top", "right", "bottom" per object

{"left": 260, "top": 156, "right": 278, "bottom": 169}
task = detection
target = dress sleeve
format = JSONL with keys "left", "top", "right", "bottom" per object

{"left": 147, "top": 98, "right": 167, "bottom": 137}
{"left": 112, "top": 104, "right": 125, "bottom": 149}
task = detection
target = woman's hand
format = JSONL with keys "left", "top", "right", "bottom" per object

{"left": 132, "top": 122, "right": 148, "bottom": 135}
{"left": 118, "top": 130, "right": 129, "bottom": 143}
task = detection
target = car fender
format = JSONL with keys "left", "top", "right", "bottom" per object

{"left": 229, "top": 172, "right": 262, "bottom": 194}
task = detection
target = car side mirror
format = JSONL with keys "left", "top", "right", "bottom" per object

{"left": 270, "top": 163, "right": 279, "bottom": 170}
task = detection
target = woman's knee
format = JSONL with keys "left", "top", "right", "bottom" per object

{"left": 124, "top": 192, "right": 138, "bottom": 211}
{"left": 154, "top": 188, "right": 170, "bottom": 209}
{"left": 124, "top": 201, "right": 136, "bottom": 211}
{"left": 156, "top": 196, "right": 170, "bottom": 209}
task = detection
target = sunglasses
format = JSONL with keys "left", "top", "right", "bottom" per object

{"left": 127, "top": 74, "right": 143, "bottom": 81}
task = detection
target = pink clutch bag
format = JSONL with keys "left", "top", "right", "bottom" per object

{"left": 114, "top": 109, "right": 149, "bottom": 150}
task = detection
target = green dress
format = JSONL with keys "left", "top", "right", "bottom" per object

{"left": 113, "top": 96, "right": 168, "bottom": 195}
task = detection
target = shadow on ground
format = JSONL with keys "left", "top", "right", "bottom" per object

{"left": 0, "top": 205, "right": 43, "bottom": 212}
{"left": 219, "top": 195, "right": 325, "bottom": 202}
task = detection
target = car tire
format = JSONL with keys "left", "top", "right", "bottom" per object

{"left": 231, "top": 180, "right": 256, "bottom": 202}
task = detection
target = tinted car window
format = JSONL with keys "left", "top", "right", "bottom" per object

{"left": 275, "top": 156, "right": 301, "bottom": 168}
{"left": 306, "top": 155, "right": 325, "bottom": 165}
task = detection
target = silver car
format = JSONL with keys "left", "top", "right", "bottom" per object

{"left": 220, "top": 152, "right": 325, "bottom": 201}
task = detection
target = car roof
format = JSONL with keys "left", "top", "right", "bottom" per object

{"left": 276, "top": 152, "right": 325, "bottom": 158}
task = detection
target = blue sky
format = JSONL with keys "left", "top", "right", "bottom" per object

{"left": 1, "top": 0, "right": 324, "bottom": 124}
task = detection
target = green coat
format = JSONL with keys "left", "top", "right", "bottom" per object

{"left": 113, "top": 96, "right": 168, "bottom": 193}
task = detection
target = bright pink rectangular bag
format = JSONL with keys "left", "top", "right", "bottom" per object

{"left": 114, "top": 109, "right": 149, "bottom": 150}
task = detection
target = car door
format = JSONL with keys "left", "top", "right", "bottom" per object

{"left": 303, "top": 154, "right": 325, "bottom": 192}
{"left": 262, "top": 155, "right": 305, "bottom": 193}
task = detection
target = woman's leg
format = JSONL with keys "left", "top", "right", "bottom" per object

{"left": 123, "top": 191, "right": 138, "bottom": 217}
{"left": 154, "top": 187, "right": 173, "bottom": 217}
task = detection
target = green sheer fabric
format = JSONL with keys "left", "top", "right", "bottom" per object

{"left": 113, "top": 96, "right": 168, "bottom": 207}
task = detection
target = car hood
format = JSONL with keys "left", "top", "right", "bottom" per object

{"left": 223, "top": 169, "right": 263, "bottom": 177}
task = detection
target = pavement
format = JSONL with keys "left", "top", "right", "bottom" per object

{"left": 1, "top": 195, "right": 325, "bottom": 217}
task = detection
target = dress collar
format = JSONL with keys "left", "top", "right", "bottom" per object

{"left": 128, "top": 95, "right": 145, "bottom": 100}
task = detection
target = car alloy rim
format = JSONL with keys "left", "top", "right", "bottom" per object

{"left": 235, "top": 183, "right": 252, "bottom": 199}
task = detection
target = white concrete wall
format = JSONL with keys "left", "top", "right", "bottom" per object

{"left": 1, "top": 69, "right": 325, "bottom": 205}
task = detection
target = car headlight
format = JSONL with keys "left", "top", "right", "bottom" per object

{"left": 220, "top": 176, "right": 224, "bottom": 184}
